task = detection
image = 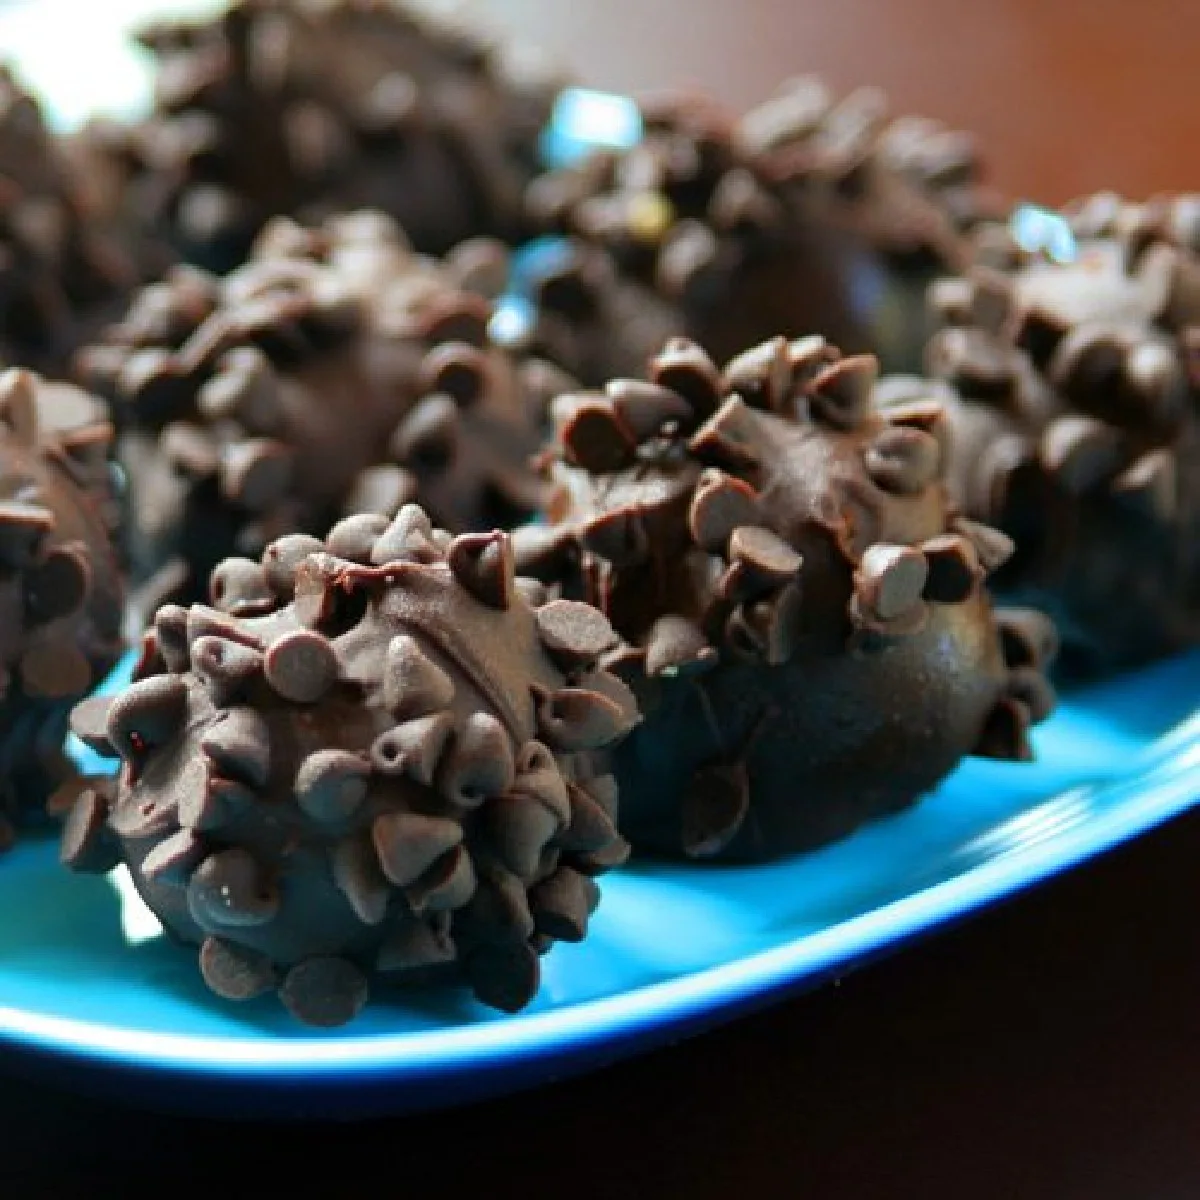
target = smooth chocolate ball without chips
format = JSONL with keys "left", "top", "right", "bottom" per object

{"left": 0, "top": 369, "right": 125, "bottom": 847}
{"left": 61, "top": 506, "right": 637, "bottom": 1026}
{"left": 926, "top": 191, "right": 1200, "bottom": 677}
{"left": 516, "top": 334, "right": 1056, "bottom": 861}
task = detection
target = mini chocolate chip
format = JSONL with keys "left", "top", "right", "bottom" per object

{"left": 853, "top": 544, "right": 929, "bottom": 628}
{"left": 808, "top": 355, "right": 877, "bottom": 429}
{"left": 372, "top": 811, "right": 464, "bottom": 888}
{"left": 265, "top": 629, "right": 339, "bottom": 703}
{"left": 199, "top": 936, "right": 277, "bottom": 1001}
{"left": 952, "top": 517, "right": 1016, "bottom": 574}
{"left": 176, "top": 755, "right": 224, "bottom": 831}
{"left": 728, "top": 525, "right": 802, "bottom": 588}
{"left": 688, "top": 396, "right": 761, "bottom": 470}
{"left": 649, "top": 338, "right": 722, "bottom": 419}
{"left": 262, "top": 534, "right": 325, "bottom": 599}
{"left": 331, "top": 836, "right": 391, "bottom": 926}
{"left": 535, "top": 685, "right": 633, "bottom": 752}
{"left": 688, "top": 469, "right": 760, "bottom": 551}
{"left": 70, "top": 695, "right": 116, "bottom": 755}
{"left": 974, "top": 696, "right": 1034, "bottom": 762}
{"left": 448, "top": 531, "right": 516, "bottom": 610}
{"left": 487, "top": 794, "right": 560, "bottom": 878}
{"left": 209, "top": 557, "right": 275, "bottom": 616}
{"left": 439, "top": 712, "right": 515, "bottom": 806}
{"left": 560, "top": 782, "right": 621, "bottom": 856}
{"left": 186, "top": 604, "right": 264, "bottom": 653}
{"left": 407, "top": 842, "right": 478, "bottom": 913}
{"left": 371, "top": 504, "right": 440, "bottom": 566}
{"left": 383, "top": 635, "right": 455, "bottom": 720}
{"left": 721, "top": 337, "right": 792, "bottom": 412}
{"left": 294, "top": 750, "right": 369, "bottom": 823}
{"left": 925, "top": 328, "right": 1018, "bottom": 402}
{"left": 279, "top": 957, "right": 369, "bottom": 1028}
{"left": 467, "top": 940, "right": 540, "bottom": 1014}
{"left": 557, "top": 394, "right": 638, "bottom": 472}
{"left": 24, "top": 545, "right": 92, "bottom": 625}
{"left": 509, "top": 741, "right": 571, "bottom": 824}
{"left": 419, "top": 342, "right": 490, "bottom": 408}
{"left": 0, "top": 501, "right": 54, "bottom": 567}
{"left": 187, "top": 847, "right": 279, "bottom": 929}
{"left": 879, "top": 396, "right": 951, "bottom": 466}
{"left": 390, "top": 394, "right": 460, "bottom": 468}
{"left": 1040, "top": 414, "right": 1124, "bottom": 494}
{"left": 530, "top": 868, "right": 600, "bottom": 943}
{"left": 605, "top": 379, "right": 695, "bottom": 439}
{"left": 864, "top": 426, "right": 941, "bottom": 494}
{"left": 327, "top": 512, "right": 390, "bottom": 564}
{"left": 1007, "top": 666, "right": 1056, "bottom": 724}
{"left": 580, "top": 507, "right": 649, "bottom": 566}
{"left": 534, "top": 598, "right": 618, "bottom": 669}
{"left": 59, "top": 788, "right": 118, "bottom": 874}
{"left": 996, "top": 608, "right": 1060, "bottom": 670}
{"left": 445, "top": 237, "right": 511, "bottom": 299}
{"left": 376, "top": 916, "right": 456, "bottom": 972}
{"left": 0, "top": 369, "right": 40, "bottom": 444}
{"left": 371, "top": 714, "right": 455, "bottom": 785}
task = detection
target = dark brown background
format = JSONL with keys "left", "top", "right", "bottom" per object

{"left": 486, "top": 0, "right": 1199, "bottom": 204}
{"left": 4, "top": 3, "right": 1200, "bottom": 1195}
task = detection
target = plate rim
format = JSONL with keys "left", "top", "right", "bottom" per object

{"left": 3, "top": 718, "right": 1197, "bottom": 1080}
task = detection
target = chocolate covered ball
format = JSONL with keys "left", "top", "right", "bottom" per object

{"left": 0, "top": 368, "right": 125, "bottom": 846}
{"left": 61, "top": 506, "right": 637, "bottom": 1026}
{"left": 926, "top": 192, "right": 1200, "bottom": 677}
{"left": 0, "top": 65, "right": 137, "bottom": 372}
{"left": 91, "top": 0, "right": 564, "bottom": 274}
{"left": 517, "top": 335, "right": 1054, "bottom": 861}
{"left": 518, "top": 80, "right": 1001, "bottom": 383}
{"left": 78, "top": 210, "right": 561, "bottom": 605}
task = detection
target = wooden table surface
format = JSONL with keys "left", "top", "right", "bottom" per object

{"left": 4, "top": 3, "right": 1198, "bottom": 1195}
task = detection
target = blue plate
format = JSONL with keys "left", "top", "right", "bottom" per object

{"left": 1, "top": 652, "right": 1198, "bottom": 1117}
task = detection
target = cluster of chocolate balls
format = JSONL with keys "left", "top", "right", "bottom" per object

{"left": 0, "top": 0, "right": 1194, "bottom": 1026}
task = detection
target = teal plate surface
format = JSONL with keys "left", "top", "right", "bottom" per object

{"left": 0, "top": 652, "right": 1197, "bottom": 1116}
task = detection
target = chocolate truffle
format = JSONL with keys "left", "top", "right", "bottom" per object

{"left": 95, "top": 0, "right": 564, "bottom": 274}
{"left": 925, "top": 192, "right": 1200, "bottom": 677}
{"left": 518, "top": 80, "right": 1001, "bottom": 383}
{"left": 0, "top": 368, "right": 125, "bottom": 847}
{"left": 0, "top": 65, "right": 137, "bottom": 372}
{"left": 516, "top": 335, "right": 1055, "bottom": 861}
{"left": 61, "top": 507, "right": 636, "bottom": 1025}
{"left": 78, "top": 209, "right": 560, "bottom": 605}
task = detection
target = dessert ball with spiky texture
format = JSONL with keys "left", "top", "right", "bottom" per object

{"left": 77, "top": 210, "right": 559, "bottom": 606}
{"left": 925, "top": 191, "right": 1200, "bottom": 677}
{"left": 61, "top": 506, "right": 637, "bottom": 1026}
{"left": 519, "top": 80, "right": 1001, "bottom": 384}
{"left": 0, "top": 65, "right": 137, "bottom": 372}
{"left": 516, "top": 336, "right": 1054, "bottom": 861}
{"left": 96, "top": 0, "right": 564, "bottom": 274}
{"left": 0, "top": 368, "right": 125, "bottom": 847}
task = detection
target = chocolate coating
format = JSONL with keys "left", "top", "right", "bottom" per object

{"left": 61, "top": 506, "right": 636, "bottom": 1026}
{"left": 91, "top": 0, "right": 564, "bottom": 274}
{"left": 926, "top": 192, "right": 1200, "bottom": 677}
{"left": 519, "top": 81, "right": 1002, "bottom": 383}
{"left": 519, "top": 335, "right": 1054, "bottom": 861}
{"left": 0, "top": 66, "right": 137, "bottom": 372}
{"left": 77, "top": 210, "right": 560, "bottom": 605}
{"left": 0, "top": 369, "right": 125, "bottom": 845}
